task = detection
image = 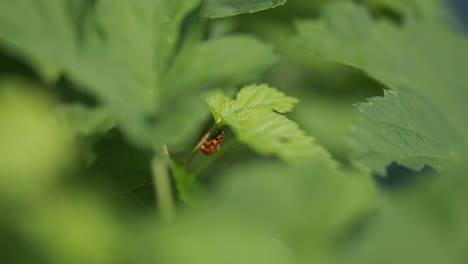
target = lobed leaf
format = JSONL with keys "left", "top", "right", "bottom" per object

{"left": 230, "top": 110, "right": 327, "bottom": 162}
{"left": 296, "top": 2, "right": 468, "bottom": 172}
{"left": 205, "top": 84, "right": 298, "bottom": 125}
{"left": 205, "top": 84, "right": 330, "bottom": 162}
{"left": 235, "top": 84, "right": 297, "bottom": 113}
{"left": 350, "top": 90, "right": 455, "bottom": 174}
{"left": 204, "top": 89, "right": 237, "bottom": 125}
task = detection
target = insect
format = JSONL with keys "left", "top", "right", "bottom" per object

{"left": 200, "top": 128, "right": 224, "bottom": 155}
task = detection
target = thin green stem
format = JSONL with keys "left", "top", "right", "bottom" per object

{"left": 151, "top": 149, "right": 175, "bottom": 222}
{"left": 110, "top": 182, "right": 153, "bottom": 196}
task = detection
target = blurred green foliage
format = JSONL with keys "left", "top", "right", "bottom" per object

{"left": 0, "top": 0, "right": 467, "bottom": 264}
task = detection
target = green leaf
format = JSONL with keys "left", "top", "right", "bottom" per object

{"left": 56, "top": 104, "right": 115, "bottom": 136}
{"left": 163, "top": 35, "right": 279, "bottom": 96}
{"left": 205, "top": 84, "right": 297, "bottom": 124}
{"left": 80, "top": 130, "right": 153, "bottom": 194}
{"left": 203, "top": 0, "right": 287, "bottom": 18}
{"left": 296, "top": 2, "right": 468, "bottom": 171}
{"left": 0, "top": 0, "right": 76, "bottom": 81}
{"left": 361, "top": 0, "right": 453, "bottom": 24}
{"left": 0, "top": 79, "right": 73, "bottom": 197}
{"left": 214, "top": 160, "right": 376, "bottom": 262}
{"left": 204, "top": 84, "right": 331, "bottom": 162}
{"left": 154, "top": 0, "right": 203, "bottom": 78}
{"left": 0, "top": 1, "right": 281, "bottom": 152}
{"left": 230, "top": 110, "right": 324, "bottom": 162}
{"left": 0, "top": 0, "right": 201, "bottom": 146}
{"left": 151, "top": 94, "right": 210, "bottom": 151}
{"left": 67, "top": 0, "right": 195, "bottom": 145}
{"left": 340, "top": 164, "right": 468, "bottom": 264}
{"left": 350, "top": 90, "right": 455, "bottom": 174}
{"left": 340, "top": 204, "right": 459, "bottom": 264}
{"left": 204, "top": 89, "right": 236, "bottom": 125}
{"left": 169, "top": 162, "right": 202, "bottom": 206}
{"left": 235, "top": 83, "right": 297, "bottom": 113}
{"left": 156, "top": 160, "right": 375, "bottom": 264}
{"left": 291, "top": 94, "right": 361, "bottom": 160}
{"left": 158, "top": 30, "right": 279, "bottom": 148}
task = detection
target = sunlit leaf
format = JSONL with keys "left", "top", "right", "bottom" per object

{"left": 205, "top": 84, "right": 330, "bottom": 162}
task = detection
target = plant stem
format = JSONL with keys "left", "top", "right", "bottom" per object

{"left": 151, "top": 149, "right": 175, "bottom": 222}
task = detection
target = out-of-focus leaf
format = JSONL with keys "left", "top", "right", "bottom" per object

{"left": 79, "top": 130, "right": 153, "bottom": 194}
{"left": 156, "top": 216, "right": 296, "bottom": 264}
{"left": 0, "top": 79, "right": 73, "bottom": 197}
{"left": 163, "top": 35, "right": 279, "bottom": 96}
{"left": 405, "top": 167, "right": 468, "bottom": 260}
{"left": 361, "top": 0, "right": 452, "bottom": 24}
{"left": 67, "top": 0, "right": 175, "bottom": 145}
{"left": 169, "top": 163, "right": 202, "bottom": 206}
{"left": 292, "top": 94, "right": 360, "bottom": 160}
{"left": 69, "top": 0, "right": 201, "bottom": 148}
{"left": 296, "top": 2, "right": 468, "bottom": 172}
{"left": 339, "top": 205, "right": 459, "bottom": 264}
{"left": 340, "top": 163, "right": 468, "bottom": 264}
{"left": 204, "top": 84, "right": 330, "bottom": 162}
{"left": 0, "top": 0, "right": 201, "bottom": 147}
{"left": 151, "top": 95, "right": 210, "bottom": 150}
{"left": 350, "top": 90, "right": 454, "bottom": 174}
{"left": 154, "top": 0, "right": 202, "bottom": 78}
{"left": 56, "top": 104, "right": 115, "bottom": 136}
{"left": 218, "top": 160, "right": 375, "bottom": 231}
{"left": 151, "top": 159, "right": 375, "bottom": 264}
{"left": 203, "top": 0, "right": 287, "bottom": 18}
{"left": 0, "top": 194, "right": 124, "bottom": 264}
{"left": 0, "top": 0, "right": 76, "bottom": 81}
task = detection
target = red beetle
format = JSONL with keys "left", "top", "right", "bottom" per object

{"left": 200, "top": 128, "right": 224, "bottom": 155}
